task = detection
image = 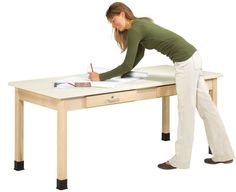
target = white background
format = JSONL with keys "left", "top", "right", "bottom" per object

{"left": 1, "top": 0, "right": 236, "bottom": 191}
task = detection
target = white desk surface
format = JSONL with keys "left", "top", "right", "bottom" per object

{"left": 9, "top": 65, "right": 222, "bottom": 99}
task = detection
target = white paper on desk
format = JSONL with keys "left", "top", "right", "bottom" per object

{"left": 91, "top": 77, "right": 138, "bottom": 88}
{"left": 54, "top": 74, "right": 139, "bottom": 88}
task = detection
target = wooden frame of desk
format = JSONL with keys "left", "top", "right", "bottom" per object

{"left": 13, "top": 77, "right": 217, "bottom": 190}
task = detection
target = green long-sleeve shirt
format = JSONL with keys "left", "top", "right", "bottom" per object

{"left": 99, "top": 19, "right": 196, "bottom": 81}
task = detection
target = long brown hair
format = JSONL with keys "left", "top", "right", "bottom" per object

{"left": 106, "top": 2, "right": 152, "bottom": 52}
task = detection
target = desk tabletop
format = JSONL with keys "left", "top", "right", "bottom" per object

{"left": 9, "top": 65, "right": 222, "bottom": 99}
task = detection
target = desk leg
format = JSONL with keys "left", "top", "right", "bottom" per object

{"left": 208, "top": 78, "right": 217, "bottom": 154}
{"left": 162, "top": 96, "right": 170, "bottom": 141}
{"left": 57, "top": 102, "right": 68, "bottom": 190}
{"left": 14, "top": 89, "right": 24, "bottom": 171}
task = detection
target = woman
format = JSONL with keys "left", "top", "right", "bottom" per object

{"left": 89, "top": 2, "right": 234, "bottom": 169}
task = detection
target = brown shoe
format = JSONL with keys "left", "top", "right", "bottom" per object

{"left": 204, "top": 158, "right": 233, "bottom": 164}
{"left": 158, "top": 161, "right": 176, "bottom": 170}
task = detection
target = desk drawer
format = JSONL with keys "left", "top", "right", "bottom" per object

{"left": 85, "top": 90, "right": 137, "bottom": 108}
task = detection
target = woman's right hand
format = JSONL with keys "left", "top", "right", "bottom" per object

{"left": 88, "top": 72, "right": 100, "bottom": 81}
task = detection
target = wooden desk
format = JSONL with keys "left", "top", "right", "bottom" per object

{"left": 9, "top": 65, "right": 221, "bottom": 190}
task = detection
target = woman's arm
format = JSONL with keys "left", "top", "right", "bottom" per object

{"left": 99, "top": 28, "right": 143, "bottom": 81}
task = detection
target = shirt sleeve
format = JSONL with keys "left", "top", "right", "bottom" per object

{"left": 99, "top": 28, "right": 143, "bottom": 81}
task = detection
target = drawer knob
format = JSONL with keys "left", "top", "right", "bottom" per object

{"left": 106, "top": 96, "right": 120, "bottom": 104}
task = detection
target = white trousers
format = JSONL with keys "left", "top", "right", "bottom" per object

{"left": 169, "top": 51, "right": 234, "bottom": 169}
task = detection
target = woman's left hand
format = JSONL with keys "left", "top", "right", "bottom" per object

{"left": 88, "top": 72, "right": 100, "bottom": 81}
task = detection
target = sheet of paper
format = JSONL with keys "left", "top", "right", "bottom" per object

{"left": 54, "top": 74, "right": 141, "bottom": 88}
{"left": 54, "top": 67, "right": 149, "bottom": 88}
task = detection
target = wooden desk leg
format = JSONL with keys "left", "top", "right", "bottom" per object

{"left": 162, "top": 96, "right": 170, "bottom": 141}
{"left": 208, "top": 78, "right": 217, "bottom": 154}
{"left": 57, "top": 101, "right": 68, "bottom": 190}
{"left": 14, "top": 88, "right": 24, "bottom": 171}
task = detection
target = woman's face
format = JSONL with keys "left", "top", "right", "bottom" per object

{"left": 109, "top": 12, "right": 126, "bottom": 31}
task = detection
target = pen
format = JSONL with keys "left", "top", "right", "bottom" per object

{"left": 90, "top": 63, "right": 94, "bottom": 72}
